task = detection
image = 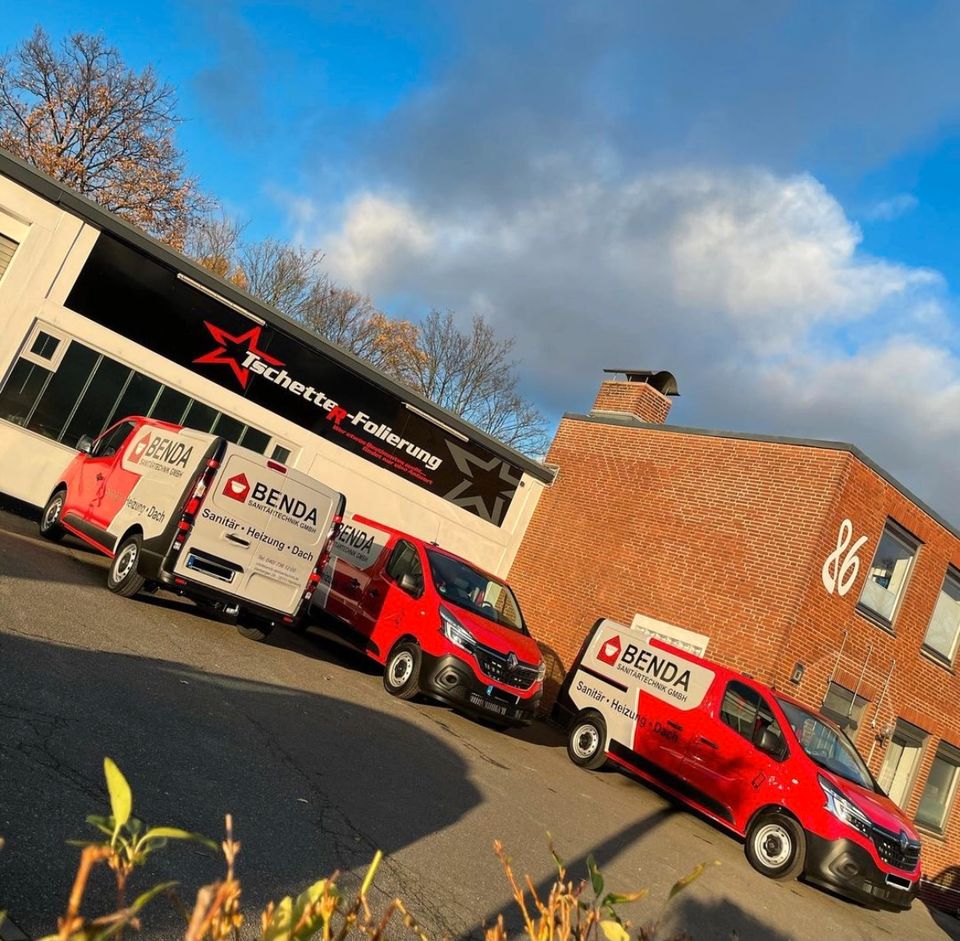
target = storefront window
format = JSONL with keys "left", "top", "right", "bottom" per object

{"left": 923, "top": 570, "right": 960, "bottom": 665}
{"left": 0, "top": 329, "right": 273, "bottom": 456}
{"left": 858, "top": 522, "right": 919, "bottom": 627}
{"left": 916, "top": 743, "right": 960, "bottom": 833}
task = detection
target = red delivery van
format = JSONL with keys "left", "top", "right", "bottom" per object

{"left": 40, "top": 416, "right": 344, "bottom": 637}
{"left": 557, "top": 619, "right": 922, "bottom": 911}
{"left": 311, "top": 514, "right": 545, "bottom": 726}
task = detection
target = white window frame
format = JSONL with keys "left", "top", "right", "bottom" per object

{"left": 922, "top": 568, "right": 960, "bottom": 666}
{"left": 857, "top": 520, "right": 920, "bottom": 629}
{"left": 916, "top": 743, "right": 960, "bottom": 834}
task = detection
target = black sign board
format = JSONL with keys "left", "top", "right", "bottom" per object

{"left": 66, "top": 234, "right": 523, "bottom": 525}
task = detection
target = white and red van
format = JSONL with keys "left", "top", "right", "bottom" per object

{"left": 39, "top": 416, "right": 344, "bottom": 637}
{"left": 558, "top": 619, "right": 922, "bottom": 911}
{"left": 310, "top": 514, "right": 545, "bottom": 725}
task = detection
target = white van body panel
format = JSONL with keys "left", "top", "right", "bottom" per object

{"left": 173, "top": 444, "right": 340, "bottom": 615}
{"left": 567, "top": 619, "right": 717, "bottom": 748}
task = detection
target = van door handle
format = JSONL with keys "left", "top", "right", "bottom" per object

{"left": 698, "top": 737, "right": 719, "bottom": 749}
{"left": 225, "top": 534, "right": 250, "bottom": 547}
{"left": 368, "top": 587, "right": 380, "bottom": 598}
{"left": 95, "top": 473, "right": 105, "bottom": 481}
{"left": 667, "top": 721, "right": 683, "bottom": 731}
{"left": 350, "top": 578, "right": 361, "bottom": 590}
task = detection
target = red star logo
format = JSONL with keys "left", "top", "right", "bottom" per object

{"left": 193, "top": 321, "right": 283, "bottom": 389}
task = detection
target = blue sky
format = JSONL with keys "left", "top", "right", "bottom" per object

{"left": 4, "top": 2, "right": 960, "bottom": 516}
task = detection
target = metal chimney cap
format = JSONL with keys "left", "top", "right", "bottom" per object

{"left": 602, "top": 369, "right": 679, "bottom": 396}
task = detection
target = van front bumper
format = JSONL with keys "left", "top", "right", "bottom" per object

{"left": 419, "top": 651, "right": 542, "bottom": 726}
{"left": 803, "top": 831, "right": 918, "bottom": 911}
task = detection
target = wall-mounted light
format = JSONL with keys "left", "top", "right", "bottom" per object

{"left": 177, "top": 272, "right": 265, "bottom": 325}
{"left": 790, "top": 662, "right": 805, "bottom": 685}
{"left": 402, "top": 401, "right": 469, "bottom": 442}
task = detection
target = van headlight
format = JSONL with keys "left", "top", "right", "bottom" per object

{"left": 536, "top": 661, "right": 547, "bottom": 682}
{"left": 819, "top": 775, "right": 872, "bottom": 837}
{"left": 440, "top": 605, "right": 476, "bottom": 653}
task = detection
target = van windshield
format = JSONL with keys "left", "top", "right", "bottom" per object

{"left": 426, "top": 550, "right": 527, "bottom": 634}
{"left": 777, "top": 699, "right": 874, "bottom": 790}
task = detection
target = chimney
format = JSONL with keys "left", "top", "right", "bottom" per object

{"left": 591, "top": 369, "right": 678, "bottom": 424}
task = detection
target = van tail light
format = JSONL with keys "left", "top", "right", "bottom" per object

{"left": 172, "top": 457, "right": 220, "bottom": 551}
{"left": 301, "top": 505, "right": 345, "bottom": 605}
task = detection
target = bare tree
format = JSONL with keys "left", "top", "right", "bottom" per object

{"left": 0, "top": 28, "right": 205, "bottom": 247}
{"left": 185, "top": 211, "right": 245, "bottom": 284}
{"left": 237, "top": 238, "right": 324, "bottom": 317}
{"left": 398, "top": 310, "right": 549, "bottom": 455}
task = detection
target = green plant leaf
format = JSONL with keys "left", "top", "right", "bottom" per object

{"left": 130, "top": 880, "right": 178, "bottom": 913}
{"left": 587, "top": 854, "right": 604, "bottom": 897}
{"left": 85, "top": 814, "right": 115, "bottom": 836}
{"left": 263, "top": 896, "right": 294, "bottom": 941}
{"left": 600, "top": 919, "right": 630, "bottom": 941}
{"left": 603, "top": 889, "right": 648, "bottom": 907}
{"left": 547, "top": 833, "right": 565, "bottom": 875}
{"left": 141, "top": 827, "right": 217, "bottom": 849}
{"left": 103, "top": 758, "right": 132, "bottom": 831}
{"left": 667, "top": 863, "right": 708, "bottom": 902}
{"left": 360, "top": 850, "right": 382, "bottom": 898}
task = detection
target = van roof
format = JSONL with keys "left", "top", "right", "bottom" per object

{"left": 352, "top": 514, "right": 503, "bottom": 581}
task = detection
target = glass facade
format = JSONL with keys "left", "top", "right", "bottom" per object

{"left": 0, "top": 330, "right": 273, "bottom": 455}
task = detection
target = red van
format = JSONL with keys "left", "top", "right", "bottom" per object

{"left": 558, "top": 619, "right": 922, "bottom": 911}
{"left": 39, "top": 416, "right": 344, "bottom": 636}
{"left": 310, "top": 515, "right": 545, "bottom": 726}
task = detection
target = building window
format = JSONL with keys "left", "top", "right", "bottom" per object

{"left": 0, "top": 232, "right": 19, "bottom": 281}
{"left": 0, "top": 329, "right": 273, "bottom": 455}
{"left": 820, "top": 682, "right": 868, "bottom": 732}
{"left": 858, "top": 522, "right": 920, "bottom": 628}
{"left": 271, "top": 445, "right": 292, "bottom": 464}
{"left": 877, "top": 719, "right": 928, "bottom": 809}
{"left": 923, "top": 569, "right": 960, "bottom": 666}
{"left": 916, "top": 743, "right": 960, "bottom": 833}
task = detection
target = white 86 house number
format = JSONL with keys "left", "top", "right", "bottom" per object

{"left": 821, "top": 518, "right": 869, "bottom": 597}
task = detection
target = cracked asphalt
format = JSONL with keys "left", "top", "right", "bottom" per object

{"left": 2, "top": 505, "right": 960, "bottom": 941}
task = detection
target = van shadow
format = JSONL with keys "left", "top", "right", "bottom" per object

{"left": 0, "top": 630, "right": 482, "bottom": 937}
{"left": 475, "top": 808, "right": 676, "bottom": 937}
{"left": 668, "top": 895, "right": 794, "bottom": 941}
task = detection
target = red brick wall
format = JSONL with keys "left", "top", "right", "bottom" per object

{"left": 592, "top": 380, "right": 672, "bottom": 423}
{"left": 509, "top": 414, "right": 960, "bottom": 898}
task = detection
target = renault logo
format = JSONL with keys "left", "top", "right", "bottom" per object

{"left": 899, "top": 830, "right": 909, "bottom": 853}
{"left": 508, "top": 652, "right": 518, "bottom": 669}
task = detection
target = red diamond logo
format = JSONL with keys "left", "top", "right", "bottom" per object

{"left": 597, "top": 634, "right": 622, "bottom": 666}
{"left": 129, "top": 433, "right": 152, "bottom": 463}
{"left": 222, "top": 472, "right": 250, "bottom": 502}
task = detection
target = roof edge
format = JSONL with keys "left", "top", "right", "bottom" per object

{"left": 563, "top": 411, "right": 960, "bottom": 543}
{"left": 0, "top": 148, "right": 554, "bottom": 484}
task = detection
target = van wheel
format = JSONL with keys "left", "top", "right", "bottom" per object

{"left": 383, "top": 642, "right": 421, "bottom": 700}
{"left": 107, "top": 534, "right": 146, "bottom": 597}
{"left": 237, "top": 614, "right": 273, "bottom": 642}
{"left": 567, "top": 712, "right": 608, "bottom": 770}
{"left": 745, "top": 812, "right": 806, "bottom": 880}
{"left": 39, "top": 490, "right": 66, "bottom": 542}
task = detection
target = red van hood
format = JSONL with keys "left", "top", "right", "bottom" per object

{"left": 444, "top": 601, "right": 542, "bottom": 665}
{"left": 825, "top": 771, "right": 920, "bottom": 840}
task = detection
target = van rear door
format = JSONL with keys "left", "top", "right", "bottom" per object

{"left": 172, "top": 447, "right": 340, "bottom": 616}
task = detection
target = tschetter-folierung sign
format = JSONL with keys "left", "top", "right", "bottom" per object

{"left": 66, "top": 234, "right": 526, "bottom": 526}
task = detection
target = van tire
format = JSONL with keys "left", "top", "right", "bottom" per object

{"left": 237, "top": 615, "right": 273, "bottom": 642}
{"left": 39, "top": 490, "right": 66, "bottom": 542}
{"left": 567, "top": 711, "right": 608, "bottom": 770}
{"left": 107, "top": 534, "right": 146, "bottom": 597}
{"left": 745, "top": 812, "right": 806, "bottom": 881}
{"left": 383, "top": 642, "right": 421, "bottom": 700}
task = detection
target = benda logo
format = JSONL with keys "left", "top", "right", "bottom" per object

{"left": 129, "top": 433, "right": 151, "bottom": 463}
{"left": 597, "top": 634, "right": 622, "bottom": 665}
{"left": 222, "top": 473, "right": 251, "bottom": 502}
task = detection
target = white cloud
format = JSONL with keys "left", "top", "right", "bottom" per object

{"left": 310, "top": 166, "right": 958, "bottom": 519}
{"left": 864, "top": 193, "right": 919, "bottom": 222}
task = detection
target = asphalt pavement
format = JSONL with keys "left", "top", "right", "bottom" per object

{"left": 1, "top": 505, "right": 959, "bottom": 941}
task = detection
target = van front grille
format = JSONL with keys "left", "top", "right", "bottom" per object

{"left": 474, "top": 643, "right": 539, "bottom": 690}
{"left": 871, "top": 824, "right": 921, "bottom": 872}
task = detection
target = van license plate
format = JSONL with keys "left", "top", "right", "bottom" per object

{"left": 469, "top": 693, "right": 508, "bottom": 716}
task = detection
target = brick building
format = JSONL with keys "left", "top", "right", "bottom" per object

{"left": 509, "top": 370, "right": 960, "bottom": 909}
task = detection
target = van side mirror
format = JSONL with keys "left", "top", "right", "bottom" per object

{"left": 398, "top": 573, "right": 422, "bottom": 596}
{"left": 77, "top": 435, "right": 94, "bottom": 454}
{"left": 755, "top": 726, "right": 785, "bottom": 759}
